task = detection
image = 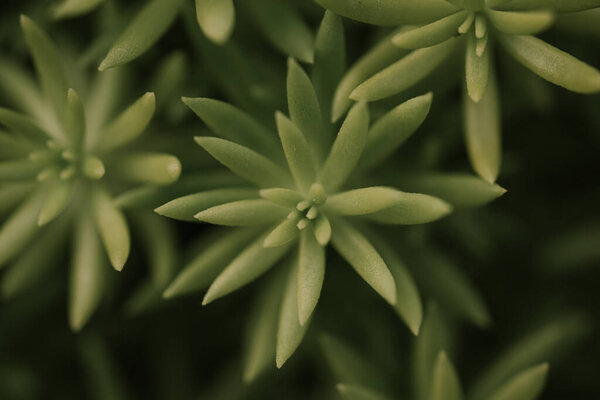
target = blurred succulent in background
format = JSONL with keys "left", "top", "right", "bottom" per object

{"left": 0, "top": 16, "right": 181, "bottom": 330}
{"left": 318, "top": 0, "right": 600, "bottom": 184}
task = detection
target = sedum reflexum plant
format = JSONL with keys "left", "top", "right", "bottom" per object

{"left": 0, "top": 16, "right": 181, "bottom": 330}
{"left": 157, "top": 11, "right": 454, "bottom": 373}
{"left": 319, "top": 0, "right": 600, "bottom": 183}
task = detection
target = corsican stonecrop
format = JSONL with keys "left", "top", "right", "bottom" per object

{"left": 0, "top": 16, "right": 181, "bottom": 330}
{"left": 156, "top": 11, "right": 455, "bottom": 376}
{"left": 318, "top": 0, "right": 600, "bottom": 184}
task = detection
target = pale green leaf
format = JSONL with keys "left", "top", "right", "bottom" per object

{"left": 156, "top": 188, "right": 258, "bottom": 221}
{"left": 163, "top": 228, "right": 259, "bottom": 299}
{"left": 351, "top": 39, "right": 457, "bottom": 101}
{"left": 319, "top": 102, "right": 369, "bottom": 192}
{"left": 336, "top": 384, "right": 394, "bottom": 400}
{"left": 99, "top": 0, "right": 185, "bottom": 70}
{"left": 20, "top": 15, "right": 68, "bottom": 122}
{"left": 259, "top": 188, "right": 304, "bottom": 207}
{"left": 314, "top": 214, "right": 332, "bottom": 246}
{"left": 297, "top": 229, "right": 325, "bottom": 325}
{"left": 326, "top": 187, "right": 411, "bottom": 216}
{"left": 466, "top": 31, "right": 490, "bottom": 102}
{"left": 314, "top": 0, "right": 458, "bottom": 26}
{"left": 203, "top": 233, "right": 292, "bottom": 304}
{"left": 69, "top": 215, "right": 106, "bottom": 331}
{"left": 53, "top": 0, "right": 106, "bottom": 20}
{"left": 93, "top": 188, "right": 130, "bottom": 271}
{"left": 0, "top": 59, "right": 49, "bottom": 123}
{"left": 243, "top": 270, "right": 284, "bottom": 383}
{"left": 331, "top": 219, "right": 396, "bottom": 305}
{"left": 276, "top": 260, "right": 310, "bottom": 368}
{"left": 357, "top": 93, "right": 433, "bottom": 173}
{"left": 0, "top": 131, "right": 33, "bottom": 159}
{"left": 182, "top": 97, "right": 282, "bottom": 161}
{"left": 0, "top": 158, "right": 45, "bottom": 181}
{"left": 286, "top": 58, "right": 324, "bottom": 158}
{"left": 487, "top": 10, "right": 554, "bottom": 35}
{"left": 0, "top": 183, "right": 34, "bottom": 218}
{"left": 431, "top": 352, "right": 464, "bottom": 400}
{"left": 264, "top": 216, "right": 301, "bottom": 248}
{"left": 276, "top": 112, "right": 317, "bottom": 192}
{"left": 399, "top": 173, "right": 506, "bottom": 207}
{"left": 392, "top": 11, "right": 468, "bottom": 49}
{"left": 86, "top": 69, "right": 123, "bottom": 143}
{"left": 464, "top": 66, "right": 501, "bottom": 183}
{"left": 195, "top": 199, "right": 288, "bottom": 226}
{"left": 65, "top": 88, "right": 85, "bottom": 150}
{"left": 97, "top": 92, "right": 156, "bottom": 152}
{"left": 487, "top": 364, "right": 549, "bottom": 400}
{"left": 0, "top": 107, "right": 50, "bottom": 140}
{"left": 194, "top": 136, "right": 291, "bottom": 188}
{"left": 195, "top": 0, "right": 235, "bottom": 44}
{"left": 365, "top": 193, "right": 452, "bottom": 225}
{"left": 502, "top": 0, "right": 600, "bottom": 12}
{"left": 109, "top": 153, "right": 181, "bottom": 185}
{"left": 37, "top": 179, "right": 73, "bottom": 226}
{"left": 500, "top": 35, "right": 600, "bottom": 94}
{"left": 242, "top": 0, "right": 314, "bottom": 62}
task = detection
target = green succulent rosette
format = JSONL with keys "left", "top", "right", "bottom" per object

{"left": 0, "top": 16, "right": 181, "bottom": 330}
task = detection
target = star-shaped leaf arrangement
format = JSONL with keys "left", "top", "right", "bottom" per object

{"left": 157, "top": 11, "right": 452, "bottom": 372}
{"left": 0, "top": 16, "right": 181, "bottom": 330}
{"left": 321, "top": 0, "right": 600, "bottom": 184}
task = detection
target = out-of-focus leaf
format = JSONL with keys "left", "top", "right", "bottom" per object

{"left": 0, "top": 183, "right": 34, "bottom": 218}
{"left": 195, "top": 0, "right": 235, "bottom": 44}
{"left": 487, "top": 364, "right": 549, "bottom": 400}
{"left": 0, "top": 108, "right": 50, "bottom": 141}
{"left": 502, "top": 0, "right": 600, "bottom": 12}
{"left": 78, "top": 335, "right": 129, "bottom": 400}
{"left": 93, "top": 188, "right": 130, "bottom": 271}
{"left": 276, "top": 112, "right": 317, "bottom": 192}
{"left": 331, "top": 219, "right": 396, "bottom": 305}
{"left": 392, "top": 11, "right": 468, "bottom": 49}
{"left": 37, "top": 179, "right": 73, "bottom": 226}
{"left": 65, "top": 89, "right": 85, "bottom": 150}
{"left": 488, "top": 10, "right": 554, "bottom": 35}
{"left": 0, "top": 158, "right": 45, "bottom": 180}
{"left": 53, "top": 0, "right": 106, "bottom": 20}
{"left": 195, "top": 199, "right": 288, "bottom": 226}
{"left": 109, "top": 153, "right": 181, "bottom": 185}
{"left": 336, "top": 384, "right": 394, "bottom": 400}
{"left": 500, "top": 35, "right": 600, "bottom": 94}
{"left": 431, "top": 352, "right": 463, "bottom": 400}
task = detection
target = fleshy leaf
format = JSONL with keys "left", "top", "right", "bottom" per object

{"left": 392, "top": 11, "right": 468, "bottom": 49}
{"left": 275, "top": 112, "right": 317, "bottom": 192}
{"left": 202, "top": 233, "right": 292, "bottom": 304}
{"left": 0, "top": 158, "right": 45, "bottom": 180}
{"left": 99, "top": 0, "right": 185, "bottom": 70}
{"left": 195, "top": 199, "right": 288, "bottom": 226}
{"left": 37, "top": 179, "right": 73, "bottom": 226}
{"left": 97, "top": 92, "right": 156, "bottom": 152}
{"left": 464, "top": 66, "right": 501, "bottom": 183}
{"left": 319, "top": 102, "right": 369, "bottom": 192}
{"left": 52, "top": 0, "right": 106, "bottom": 20}
{"left": 109, "top": 153, "right": 181, "bottom": 185}
{"left": 163, "top": 228, "right": 258, "bottom": 299}
{"left": 297, "top": 229, "right": 325, "bottom": 325}
{"left": 466, "top": 32, "right": 490, "bottom": 102}
{"left": 365, "top": 193, "right": 452, "bottom": 225}
{"left": 357, "top": 93, "right": 433, "bottom": 173}
{"left": 326, "top": 187, "right": 413, "bottom": 216}
{"left": 0, "top": 183, "right": 34, "bottom": 218}
{"left": 487, "top": 10, "right": 554, "bottom": 35}
{"left": 330, "top": 219, "right": 396, "bottom": 305}
{"left": 501, "top": 0, "right": 600, "bottom": 12}
{"left": 93, "top": 188, "right": 130, "bottom": 271}
{"left": 69, "top": 215, "right": 106, "bottom": 331}
{"left": 276, "top": 260, "right": 310, "bottom": 368}
{"left": 336, "top": 384, "right": 394, "bottom": 400}
{"left": 0, "top": 107, "right": 49, "bottom": 140}
{"left": 314, "top": 214, "right": 332, "bottom": 246}
{"left": 487, "top": 364, "right": 549, "bottom": 400}
{"left": 264, "top": 216, "right": 301, "bottom": 248}
{"left": 195, "top": 0, "right": 235, "bottom": 44}
{"left": 194, "top": 136, "right": 291, "bottom": 188}
{"left": 156, "top": 188, "right": 258, "bottom": 221}
{"left": 500, "top": 35, "right": 600, "bottom": 94}
{"left": 431, "top": 352, "right": 464, "bottom": 400}
{"left": 65, "top": 89, "right": 85, "bottom": 150}
{"left": 259, "top": 188, "right": 304, "bottom": 207}
{"left": 350, "top": 38, "right": 457, "bottom": 101}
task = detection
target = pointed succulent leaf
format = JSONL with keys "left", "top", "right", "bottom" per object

{"left": 109, "top": 153, "right": 181, "bottom": 185}
{"left": 393, "top": 11, "right": 468, "bottom": 49}
{"left": 163, "top": 228, "right": 259, "bottom": 299}
{"left": 99, "top": 0, "right": 185, "bottom": 70}
{"left": 195, "top": 199, "right": 288, "bottom": 226}
{"left": 243, "top": 269, "right": 285, "bottom": 383}
{"left": 65, "top": 89, "right": 85, "bottom": 150}
{"left": 364, "top": 193, "right": 452, "bottom": 225}
{"left": 487, "top": 10, "right": 554, "bottom": 35}
{"left": 195, "top": 0, "right": 235, "bottom": 44}
{"left": 203, "top": 234, "right": 292, "bottom": 304}
{"left": 276, "top": 112, "right": 317, "bottom": 192}
{"left": 20, "top": 15, "right": 69, "bottom": 122}
{"left": 326, "top": 187, "right": 411, "bottom": 216}
{"left": 501, "top": 0, "right": 600, "bottom": 12}
{"left": 0, "top": 107, "right": 49, "bottom": 140}
{"left": 336, "top": 384, "right": 394, "bottom": 400}
{"left": 331, "top": 219, "right": 396, "bottom": 305}
{"left": 297, "top": 229, "right": 325, "bottom": 325}
{"left": 182, "top": 97, "right": 282, "bottom": 161}
{"left": 242, "top": 0, "right": 314, "bottom": 62}
{"left": 85, "top": 69, "right": 124, "bottom": 142}
{"left": 69, "top": 215, "right": 106, "bottom": 331}
{"left": 52, "top": 0, "right": 106, "bottom": 20}
{"left": 319, "top": 102, "right": 369, "bottom": 192}
{"left": 264, "top": 216, "right": 301, "bottom": 248}
{"left": 0, "top": 183, "right": 34, "bottom": 218}
{"left": 0, "top": 59, "right": 48, "bottom": 122}
{"left": 259, "top": 188, "right": 304, "bottom": 207}
{"left": 37, "top": 179, "right": 73, "bottom": 226}
{"left": 431, "top": 352, "right": 464, "bottom": 400}
{"left": 156, "top": 188, "right": 258, "bottom": 221}
{"left": 351, "top": 39, "right": 457, "bottom": 101}
{"left": 276, "top": 260, "right": 310, "bottom": 368}
{"left": 500, "top": 35, "right": 600, "bottom": 94}
{"left": 195, "top": 136, "right": 291, "bottom": 188}
{"left": 466, "top": 32, "right": 490, "bottom": 103}
{"left": 314, "top": 0, "right": 458, "bottom": 26}
{"left": 0, "top": 132, "right": 31, "bottom": 160}
{"left": 93, "top": 188, "right": 130, "bottom": 271}
{"left": 314, "top": 215, "right": 332, "bottom": 246}
{"left": 487, "top": 364, "right": 549, "bottom": 400}
{"left": 0, "top": 190, "right": 45, "bottom": 267}
{"left": 97, "top": 92, "right": 155, "bottom": 152}
{"left": 0, "top": 158, "right": 45, "bottom": 180}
